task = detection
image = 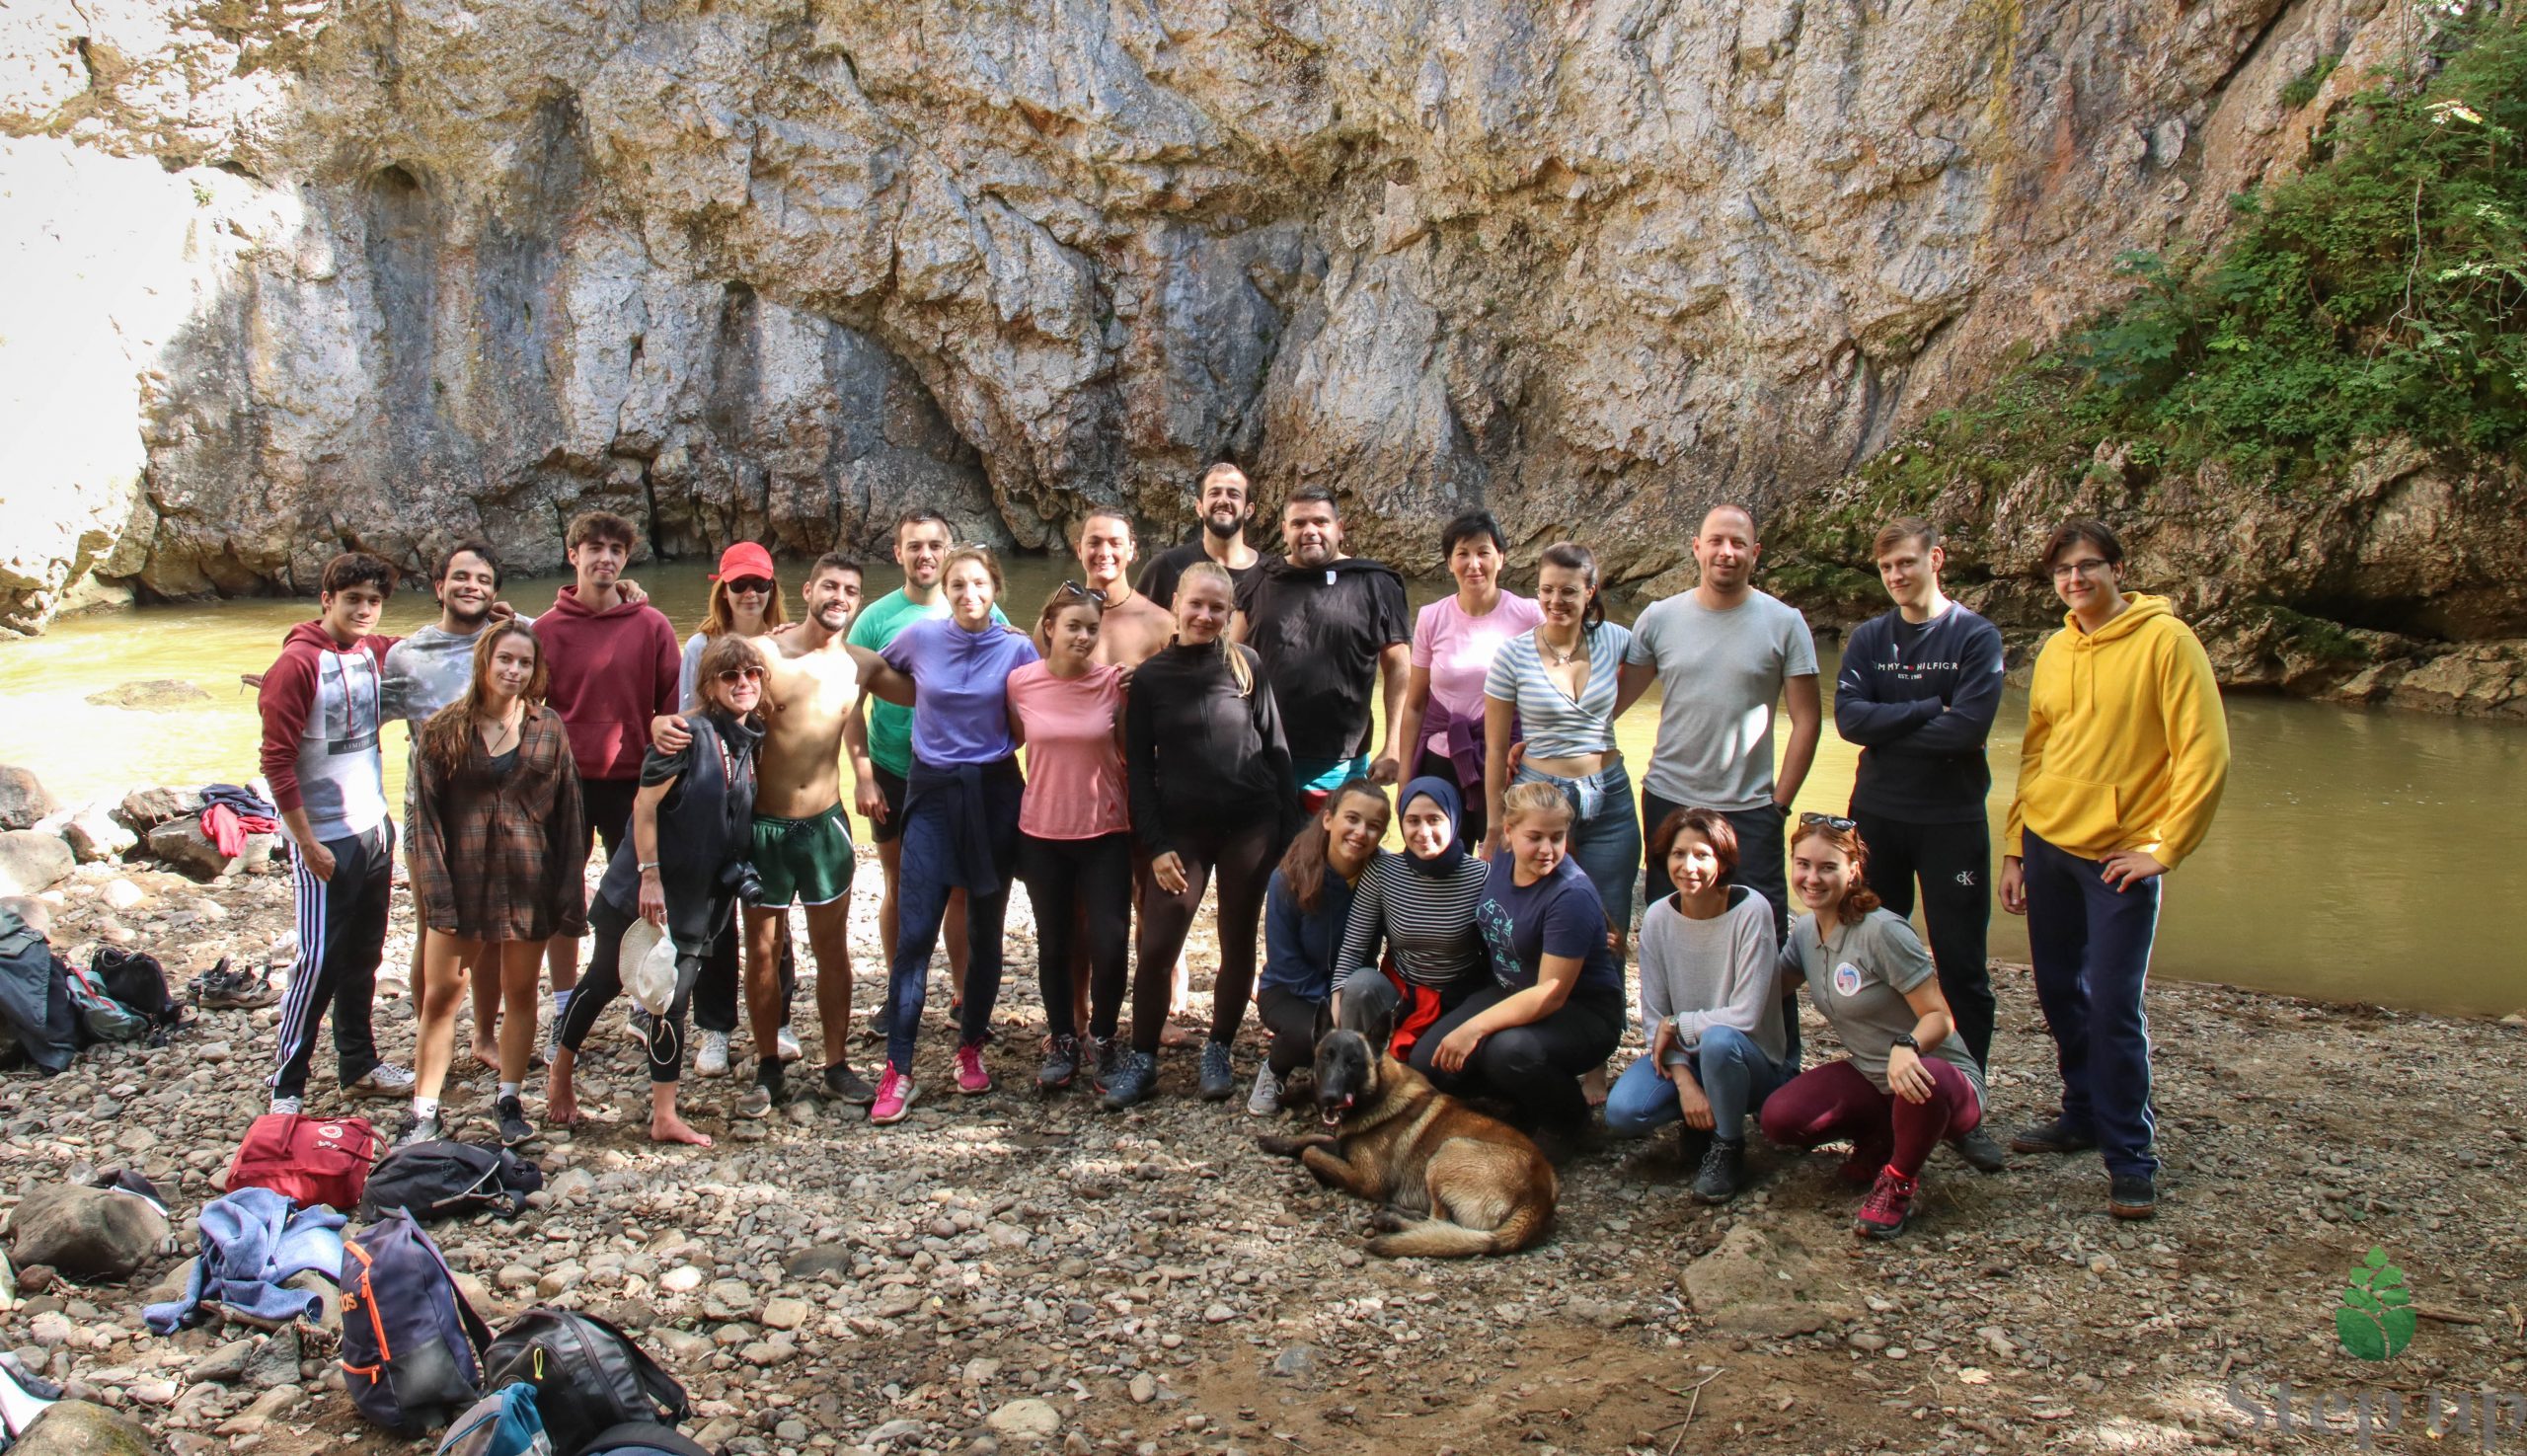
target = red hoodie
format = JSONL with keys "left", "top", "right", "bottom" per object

{"left": 539, "top": 586, "right": 681, "bottom": 781}
{"left": 258, "top": 621, "right": 397, "bottom": 838}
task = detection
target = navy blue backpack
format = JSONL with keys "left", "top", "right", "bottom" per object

{"left": 341, "top": 1208, "right": 494, "bottom": 1434}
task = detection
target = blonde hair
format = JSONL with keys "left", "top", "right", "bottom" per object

{"left": 1499, "top": 780, "right": 1574, "bottom": 831}
{"left": 1175, "top": 561, "right": 1252, "bottom": 696}
{"left": 698, "top": 573, "right": 787, "bottom": 640}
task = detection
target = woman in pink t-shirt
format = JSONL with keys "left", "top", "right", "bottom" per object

{"left": 1007, "top": 582, "right": 1131, "bottom": 1093}
{"left": 1391, "top": 510, "right": 1544, "bottom": 848}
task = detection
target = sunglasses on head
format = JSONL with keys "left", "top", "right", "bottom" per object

{"left": 716, "top": 666, "right": 766, "bottom": 685}
{"left": 1054, "top": 579, "right": 1110, "bottom": 605}
{"left": 725, "top": 577, "right": 774, "bottom": 594}
{"left": 1800, "top": 812, "right": 1859, "bottom": 832}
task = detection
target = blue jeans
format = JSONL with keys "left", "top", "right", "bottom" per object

{"left": 2021, "top": 830, "right": 2162, "bottom": 1178}
{"left": 1514, "top": 758, "right": 1642, "bottom": 964}
{"left": 1604, "top": 1025, "right": 1790, "bottom": 1140}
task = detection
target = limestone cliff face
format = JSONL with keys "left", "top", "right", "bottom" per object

{"left": 0, "top": 0, "right": 2417, "bottom": 631}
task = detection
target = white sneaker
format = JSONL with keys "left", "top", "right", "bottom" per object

{"left": 346, "top": 1063, "right": 416, "bottom": 1098}
{"left": 776, "top": 1025, "right": 803, "bottom": 1063}
{"left": 1245, "top": 1064, "right": 1283, "bottom": 1117}
{"left": 268, "top": 1095, "right": 303, "bottom": 1116}
{"left": 695, "top": 1030, "right": 731, "bottom": 1078}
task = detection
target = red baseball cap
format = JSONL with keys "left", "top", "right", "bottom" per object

{"left": 711, "top": 542, "right": 777, "bottom": 581}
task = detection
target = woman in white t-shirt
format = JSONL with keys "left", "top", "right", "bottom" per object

{"left": 1390, "top": 511, "right": 1541, "bottom": 850}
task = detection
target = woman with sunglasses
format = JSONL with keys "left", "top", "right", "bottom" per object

{"left": 549, "top": 635, "right": 769, "bottom": 1147}
{"left": 1009, "top": 581, "right": 1130, "bottom": 1092}
{"left": 671, "top": 543, "right": 800, "bottom": 1082}
{"left": 1761, "top": 813, "right": 1983, "bottom": 1237}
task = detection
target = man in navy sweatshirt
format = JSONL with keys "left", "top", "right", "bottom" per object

{"left": 1833, "top": 517, "right": 2009, "bottom": 1172}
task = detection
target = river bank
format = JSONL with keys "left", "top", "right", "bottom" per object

{"left": 3, "top": 834, "right": 2524, "bottom": 1456}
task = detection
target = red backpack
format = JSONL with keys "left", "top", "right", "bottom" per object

{"left": 227, "top": 1113, "right": 378, "bottom": 1210}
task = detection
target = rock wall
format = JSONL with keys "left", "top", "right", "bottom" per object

{"left": 0, "top": 0, "right": 2429, "bottom": 631}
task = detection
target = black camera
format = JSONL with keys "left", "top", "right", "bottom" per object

{"left": 722, "top": 861, "right": 766, "bottom": 908}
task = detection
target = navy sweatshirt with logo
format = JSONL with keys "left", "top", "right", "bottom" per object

{"left": 1833, "top": 603, "right": 2006, "bottom": 823}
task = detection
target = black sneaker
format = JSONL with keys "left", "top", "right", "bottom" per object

{"left": 1691, "top": 1137, "right": 1747, "bottom": 1203}
{"left": 821, "top": 1061, "right": 877, "bottom": 1105}
{"left": 2108, "top": 1172, "right": 2158, "bottom": 1220}
{"left": 496, "top": 1096, "right": 534, "bottom": 1148}
{"left": 1950, "top": 1125, "right": 2011, "bottom": 1173}
{"left": 1092, "top": 1036, "right": 1121, "bottom": 1091}
{"left": 1101, "top": 1049, "right": 1158, "bottom": 1111}
{"left": 1038, "top": 1035, "right": 1080, "bottom": 1092}
{"left": 1197, "top": 1041, "right": 1237, "bottom": 1102}
{"left": 2010, "top": 1115, "right": 2098, "bottom": 1155}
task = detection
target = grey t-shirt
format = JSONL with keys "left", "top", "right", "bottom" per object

{"left": 1625, "top": 588, "right": 1817, "bottom": 810}
{"left": 1781, "top": 907, "right": 1984, "bottom": 1103}
{"left": 382, "top": 623, "right": 491, "bottom": 818}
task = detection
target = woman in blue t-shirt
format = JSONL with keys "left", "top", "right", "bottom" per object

{"left": 1416, "top": 781, "right": 1627, "bottom": 1145}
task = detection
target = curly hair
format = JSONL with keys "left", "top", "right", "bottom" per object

{"left": 1789, "top": 817, "right": 1883, "bottom": 925}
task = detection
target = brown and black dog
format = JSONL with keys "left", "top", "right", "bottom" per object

{"left": 1258, "top": 1030, "right": 1558, "bottom": 1257}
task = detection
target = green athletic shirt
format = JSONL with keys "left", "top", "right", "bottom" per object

{"left": 846, "top": 588, "right": 1010, "bottom": 777}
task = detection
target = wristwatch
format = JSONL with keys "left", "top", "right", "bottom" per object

{"left": 1891, "top": 1032, "right": 1920, "bottom": 1050}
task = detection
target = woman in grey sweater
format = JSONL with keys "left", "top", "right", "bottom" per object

{"left": 1606, "top": 806, "right": 1795, "bottom": 1203}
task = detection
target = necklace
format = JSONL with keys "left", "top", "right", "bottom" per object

{"left": 480, "top": 704, "right": 524, "bottom": 755}
{"left": 1538, "top": 628, "right": 1584, "bottom": 666}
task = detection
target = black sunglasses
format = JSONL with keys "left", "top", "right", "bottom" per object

{"left": 1799, "top": 812, "right": 1859, "bottom": 832}
{"left": 724, "top": 577, "right": 775, "bottom": 594}
{"left": 1055, "top": 579, "right": 1110, "bottom": 606}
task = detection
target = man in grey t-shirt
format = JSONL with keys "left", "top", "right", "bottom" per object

{"left": 1615, "top": 503, "right": 1821, "bottom": 946}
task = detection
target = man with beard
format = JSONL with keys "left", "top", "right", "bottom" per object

{"left": 1136, "top": 462, "right": 1264, "bottom": 611}
{"left": 1075, "top": 510, "right": 1175, "bottom": 666}
{"left": 1231, "top": 486, "right": 1412, "bottom": 801}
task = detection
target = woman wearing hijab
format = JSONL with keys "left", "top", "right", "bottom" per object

{"left": 1333, "top": 776, "right": 1495, "bottom": 1065}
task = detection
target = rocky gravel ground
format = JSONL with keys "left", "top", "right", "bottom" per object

{"left": 4, "top": 848, "right": 2524, "bottom": 1456}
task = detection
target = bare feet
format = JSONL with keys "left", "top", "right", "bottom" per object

{"left": 1581, "top": 1062, "right": 1610, "bottom": 1109}
{"left": 471, "top": 1041, "right": 500, "bottom": 1072}
{"left": 546, "top": 1063, "right": 581, "bottom": 1126}
{"left": 1158, "top": 1021, "right": 1198, "bottom": 1049}
{"left": 650, "top": 1109, "right": 713, "bottom": 1147}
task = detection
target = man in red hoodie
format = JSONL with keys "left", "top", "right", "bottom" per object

{"left": 259, "top": 552, "right": 415, "bottom": 1114}
{"left": 537, "top": 510, "right": 682, "bottom": 1052}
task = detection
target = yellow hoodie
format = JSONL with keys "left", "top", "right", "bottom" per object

{"left": 2004, "top": 593, "right": 2231, "bottom": 871}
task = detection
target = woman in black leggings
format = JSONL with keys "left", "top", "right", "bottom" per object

{"left": 1112, "top": 562, "right": 1301, "bottom": 1109}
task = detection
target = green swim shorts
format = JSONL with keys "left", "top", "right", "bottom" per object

{"left": 749, "top": 805, "right": 856, "bottom": 908}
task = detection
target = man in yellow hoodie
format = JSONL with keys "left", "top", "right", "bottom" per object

{"left": 2000, "top": 519, "right": 2229, "bottom": 1221}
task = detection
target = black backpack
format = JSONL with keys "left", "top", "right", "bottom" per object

{"left": 362, "top": 1140, "right": 546, "bottom": 1223}
{"left": 482, "top": 1310, "right": 689, "bottom": 1456}
{"left": 92, "top": 949, "right": 179, "bottom": 1027}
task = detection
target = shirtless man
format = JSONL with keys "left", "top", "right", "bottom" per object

{"left": 1076, "top": 511, "right": 1175, "bottom": 667}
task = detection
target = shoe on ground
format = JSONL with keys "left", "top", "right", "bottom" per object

{"left": 821, "top": 1061, "right": 877, "bottom": 1105}
{"left": 1245, "top": 1064, "right": 1282, "bottom": 1117}
{"left": 268, "top": 1095, "right": 303, "bottom": 1116}
{"left": 1197, "top": 1041, "right": 1236, "bottom": 1102}
{"left": 1091, "top": 1036, "right": 1121, "bottom": 1092}
{"left": 2108, "top": 1171, "right": 2159, "bottom": 1219}
{"left": 1855, "top": 1165, "right": 1918, "bottom": 1238}
{"left": 194, "top": 959, "right": 281, "bottom": 1011}
{"left": 776, "top": 1025, "right": 803, "bottom": 1063}
{"left": 1950, "top": 1124, "right": 2010, "bottom": 1173}
{"left": 1691, "top": 1137, "right": 1747, "bottom": 1204}
{"left": 394, "top": 1111, "right": 443, "bottom": 1148}
{"left": 872, "top": 1064, "right": 919, "bottom": 1124}
{"left": 735, "top": 1081, "right": 774, "bottom": 1119}
{"left": 695, "top": 1030, "right": 731, "bottom": 1079}
{"left": 2010, "top": 1115, "right": 2098, "bottom": 1155}
{"left": 345, "top": 1064, "right": 416, "bottom": 1099}
{"left": 1038, "top": 1035, "right": 1080, "bottom": 1092}
{"left": 1101, "top": 1049, "right": 1158, "bottom": 1111}
{"left": 955, "top": 1043, "right": 993, "bottom": 1095}
{"left": 496, "top": 1096, "right": 534, "bottom": 1148}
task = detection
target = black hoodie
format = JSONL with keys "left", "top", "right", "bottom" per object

{"left": 1234, "top": 555, "right": 1411, "bottom": 761}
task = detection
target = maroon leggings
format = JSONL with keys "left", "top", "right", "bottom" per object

{"left": 1759, "top": 1057, "right": 1981, "bottom": 1178}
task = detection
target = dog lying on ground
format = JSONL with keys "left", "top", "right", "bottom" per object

{"left": 1258, "top": 1029, "right": 1558, "bottom": 1257}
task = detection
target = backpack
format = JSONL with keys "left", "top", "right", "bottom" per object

{"left": 341, "top": 1208, "right": 493, "bottom": 1434}
{"left": 91, "top": 948, "right": 181, "bottom": 1028}
{"left": 437, "top": 1382, "right": 552, "bottom": 1456}
{"left": 362, "top": 1140, "right": 545, "bottom": 1223}
{"left": 0, "top": 910, "right": 78, "bottom": 1074}
{"left": 482, "top": 1310, "right": 690, "bottom": 1456}
{"left": 578, "top": 1424, "right": 712, "bottom": 1456}
{"left": 61, "top": 961, "right": 147, "bottom": 1044}
{"left": 229, "top": 1113, "right": 377, "bottom": 1210}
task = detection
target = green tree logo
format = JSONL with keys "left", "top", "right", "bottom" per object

{"left": 2336, "top": 1248, "right": 2416, "bottom": 1361}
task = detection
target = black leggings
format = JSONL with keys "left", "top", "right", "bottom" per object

{"left": 560, "top": 897, "right": 710, "bottom": 1084}
{"left": 1019, "top": 831, "right": 1132, "bottom": 1044}
{"left": 1131, "top": 816, "right": 1278, "bottom": 1054}
{"left": 1258, "top": 985, "right": 1332, "bottom": 1076}
{"left": 1411, "top": 981, "right": 1626, "bottom": 1133}
{"left": 693, "top": 908, "right": 795, "bottom": 1035}
{"left": 1854, "top": 809, "right": 1997, "bottom": 1069}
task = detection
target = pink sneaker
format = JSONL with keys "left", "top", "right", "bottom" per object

{"left": 870, "top": 1064, "right": 918, "bottom": 1124}
{"left": 1855, "top": 1166, "right": 1918, "bottom": 1239}
{"left": 955, "top": 1043, "right": 993, "bottom": 1095}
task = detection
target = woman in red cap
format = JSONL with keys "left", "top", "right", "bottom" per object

{"left": 676, "top": 542, "right": 799, "bottom": 1079}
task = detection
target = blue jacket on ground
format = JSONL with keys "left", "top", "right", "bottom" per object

{"left": 144, "top": 1187, "right": 345, "bottom": 1333}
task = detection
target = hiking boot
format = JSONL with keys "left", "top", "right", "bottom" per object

{"left": 1245, "top": 1064, "right": 1282, "bottom": 1117}
{"left": 955, "top": 1043, "right": 993, "bottom": 1095}
{"left": 821, "top": 1061, "right": 878, "bottom": 1105}
{"left": 268, "top": 1094, "right": 303, "bottom": 1116}
{"left": 345, "top": 1063, "right": 415, "bottom": 1099}
{"left": 193, "top": 959, "right": 280, "bottom": 1011}
{"left": 1950, "top": 1124, "right": 2010, "bottom": 1173}
{"left": 1091, "top": 1036, "right": 1121, "bottom": 1092}
{"left": 695, "top": 1030, "right": 731, "bottom": 1079}
{"left": 2108, "top": 1172, "right": 2159, "bottom": 1220}
{"left": 1197, "top": 1041, "right": 1236, "bottom": 1102}
{"left": 2010, "top": 1115, "right": 2097, "bottom": 1156}
{"left": 496, "top": 1096, "right": 534, "bottom": 1148}
{"left": 871, "top": 1064, "right": 919, "bottom": 1124}
{"left": 1855, "top": 1166, "right": 1918, "bottom": 1239}
{"left": 394, "top": 1111, "right": 442, "bottom": 1148}
{"left": 1101, "top": 1049, "right": 1159, "bottom": 1111}
{"left": 1038, "top": 1035, "right": 1080, "bottom": 1092}
{"left": 1691, "top": 1137, "right": 1748, "bottom": 1204}
{"left": 776, "top": 1024, "right": 803, "bottom": 1063}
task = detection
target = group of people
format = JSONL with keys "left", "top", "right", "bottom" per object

{"left": 254, "top": 462, "right": 2229, "bottom": 1236}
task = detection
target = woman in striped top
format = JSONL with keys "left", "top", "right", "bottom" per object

{"left": 1334, "top": 775, "right": 1493, "bottom": 1060}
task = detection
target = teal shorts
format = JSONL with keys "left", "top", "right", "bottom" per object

{"left": 749, "top": 805, "right": 855, "bottom": 908}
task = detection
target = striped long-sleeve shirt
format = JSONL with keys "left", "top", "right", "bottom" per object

{"left": 1336, "top": 851, "right": 1491, "bottom": 990}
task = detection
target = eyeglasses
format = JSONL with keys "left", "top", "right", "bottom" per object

{"left": 2048, "top": 558, "right": 2114, "bottom": 580}
{"left": 1055, "top": 580, "right": 1110, "bottom": 606}
{"left": 725, "top": 577, "right": 774, "bottom": 594}
{"left": 716, "top": 667, "right": 766, "bottom": 685}
{"left": 1799, "top": 812, "right": 1859, "bottom": 832}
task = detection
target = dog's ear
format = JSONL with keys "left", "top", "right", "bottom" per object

{"left": 1339, "top": 988, "right": 1398, "bottom": 1053}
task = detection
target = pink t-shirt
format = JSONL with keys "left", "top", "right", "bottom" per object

{"left": 1411, "top": 592, "right": 1545, "bottom": 754}
{"left": 1008, "top": 661, "right": 1129, "bottom": 839}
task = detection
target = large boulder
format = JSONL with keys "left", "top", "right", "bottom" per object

{"left": 0, "top": 766, "right": 54, "bottom": 829}
{"left": 143, "top": 819, "right": 231, "bottom": 881}
{"left": 0, "top": 829, "right": 75, "bottom": 895}
{"left": 1681, "top": 1224, "right": 1856, "bottom": 1338}
{"left": 85, "top": 680, "right": 210, "bottom": 711}
{"left": 115, "top": 787, "right": 203, "bottom": 833}
{"left": 8, "top": 1184, "right": 171, "bottom": 1282}
{"left": 11, "top": 1402, "right": 162, "bottom": 1456}
{"left": 61, "top": 807, "right": 137, "bottom": 863}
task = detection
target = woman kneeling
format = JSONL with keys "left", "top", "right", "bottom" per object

{"left": 1762, "top": 815, "right": 1986, "bottom": 1238}
{"left": 1254, "top": 779, "right": 1391, "bottom": 1113}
